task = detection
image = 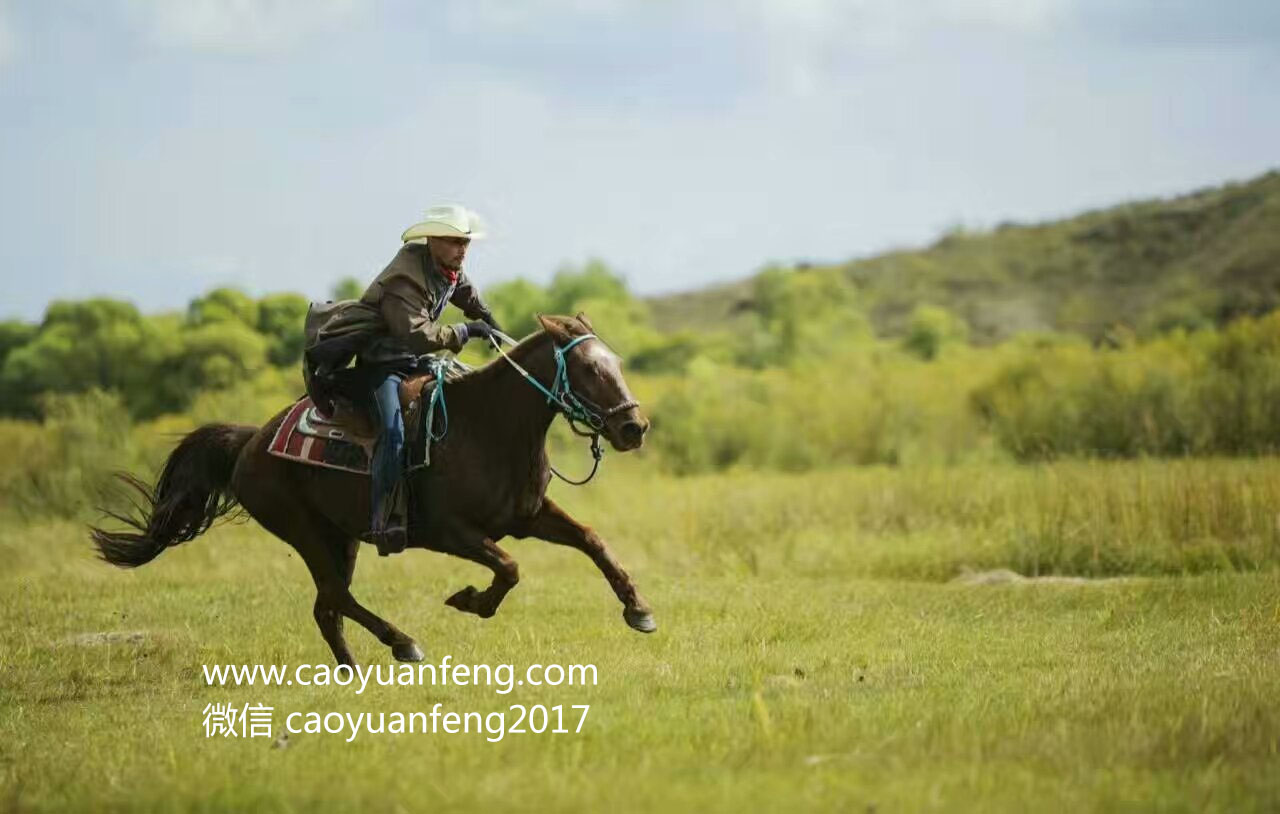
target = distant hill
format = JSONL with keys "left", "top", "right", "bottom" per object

{"left": 648, "top": 170, "right": 1280, "bottom": 343}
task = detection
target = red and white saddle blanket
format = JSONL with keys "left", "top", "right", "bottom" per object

{"left": 268, "top": 397, "right": 376, "bottom": 475}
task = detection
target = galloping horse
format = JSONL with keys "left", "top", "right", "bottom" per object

{"left": 91, "top": 314, "right": 655, "bottom": 666}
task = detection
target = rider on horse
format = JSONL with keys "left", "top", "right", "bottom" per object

{"left": 355, "top": 204, "right": 503, "bottom": 556}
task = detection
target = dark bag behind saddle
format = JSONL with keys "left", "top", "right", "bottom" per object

{"left": 302, "top": 300, "right": 383, "bottom": 414}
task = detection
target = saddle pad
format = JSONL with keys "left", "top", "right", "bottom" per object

{"left": 268, "top": 398, "right": 373, "bottom": 475}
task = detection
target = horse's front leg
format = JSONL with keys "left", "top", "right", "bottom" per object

{"left": 516, "top": 498, "right": 655, "bottom": 633}
{"left": 439, "top": 529, "right": 520, "bottom": 619}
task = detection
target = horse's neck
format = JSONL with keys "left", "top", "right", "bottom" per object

{"left": 450, "top": 335, "right": 559, "bottom": 452}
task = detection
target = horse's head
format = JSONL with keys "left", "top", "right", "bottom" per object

{"left": 537, "top": 313, "right": 649, "bottom": 451}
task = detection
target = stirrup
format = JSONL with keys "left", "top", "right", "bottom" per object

{"left": 371, "top": 525, "right": 408, "bottom": 557}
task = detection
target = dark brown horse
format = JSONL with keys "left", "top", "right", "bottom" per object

{"left": 91, "top": 314, "right": 655, "bottom": 666}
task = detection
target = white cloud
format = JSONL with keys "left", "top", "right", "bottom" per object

{"left": 442, "top": 0, "right": 631, "bottom": 30}
{"left": 925, "top": 0, "right": 1072, "bottom": 31}
{"left": 657, "top": 0, "right": 1073, "bottom": 98}
{"left": 125, "top": 0, "right": 370, "bottom": 53}
{"left": 747, "top": 0, "right": 1071, "bottom": 35}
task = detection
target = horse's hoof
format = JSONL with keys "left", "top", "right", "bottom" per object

{"left": 445, "top": 586, "right": 479, "bottom": 612}
{"left": 624, "top": 608, "right": 657, "bottom": 633}
{"left": 393, "top": 642, "right": 425, "bottom": 662}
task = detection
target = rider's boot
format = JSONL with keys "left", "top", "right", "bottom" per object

{"left": 371, "top": 517, "right": 408, "bottom": 557}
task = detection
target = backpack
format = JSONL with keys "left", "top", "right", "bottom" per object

{"left": 301, "top": 300, "right": 383, "bottom": 413}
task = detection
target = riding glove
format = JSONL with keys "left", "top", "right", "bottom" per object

{"left": 455, "top": 320, "right": 495, "bottom": 344}
{"left": 481, "top": 312, "right": 505, "bottom": 336}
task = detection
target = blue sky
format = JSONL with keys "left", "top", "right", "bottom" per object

{"left": 1, "top": 0, "right": 1277, "bottom": 320}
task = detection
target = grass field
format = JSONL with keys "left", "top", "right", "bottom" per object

{"left": 2, "top": 458, "right": 1279, "bottom": 812}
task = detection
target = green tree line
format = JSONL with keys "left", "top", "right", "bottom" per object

{"left": 4, "top": 258, "right": 1280, "bottom": 506}
{"left": 0, "top": 260, "right": 869, "bottom": 421}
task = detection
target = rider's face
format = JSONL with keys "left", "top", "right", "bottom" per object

{"left": 428, "top": 236, "right": 470, "bottom": 273}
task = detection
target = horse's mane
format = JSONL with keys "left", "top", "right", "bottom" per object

{"left": 453, "top": 329, "right": 550, "bottom": 385}
{"left": 491, "top": 328, "right": 552, "bottom": 361}
{"left": 455, "top": 315, "right": 592, "bottom": 385}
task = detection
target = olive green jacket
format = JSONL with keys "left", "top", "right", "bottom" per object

{"left": 358, "top": 243, "right": 494, "bottom": 364}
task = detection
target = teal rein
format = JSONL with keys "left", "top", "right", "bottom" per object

{"left": 490, "top": 331, "right": 627, "bottom": 485}
{"left": 512, "top": 333, "right": 607, "bottom": 485}
{"left": 412, "top": 332, "right": 621, "bottom": 485}
{"left": 412, "top": 355, "right": 466, "bottom": 470}
{"left": 511, "top": 333, "right": 606, "bottom": 432}
{"left": 424, "top": 356, "right": 458, "bottom": 443}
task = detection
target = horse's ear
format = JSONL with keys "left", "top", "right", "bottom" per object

{"left": 537, "top": 314, "right": 571, "bottom": 343}
{"left": 574, "top": 312, "right": 594, "bottom": 332}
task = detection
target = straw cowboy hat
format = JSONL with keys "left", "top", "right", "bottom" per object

{"left": 401, "top": 204, "right": 487, "bottom": 243}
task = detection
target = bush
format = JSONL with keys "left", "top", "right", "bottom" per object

{"left": 0, "top": 390, "right": 142, "bottom": 520}
{"left": 971, "top": 313, "right": 1280, "bottom": 460}
{"left": 735, "top": 266, "right": 870, "bottom": 368}
{"left": 902, "top": 304, "right": 969, "bottom": 360}
{"left": 257, "top": 293, "right": 310, "bottom": 366}
{"left": 187, "top": 287, "right": 260, "bottom": 328}
{"left": 0, "top": 300, "right": 180, "bottom": 418}
{"left": 648, "top": 347, "right": 990, "bottom": 475}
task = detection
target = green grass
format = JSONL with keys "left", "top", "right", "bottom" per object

{"left": 2, "top": 460, "right": 1279, "bottom": 812}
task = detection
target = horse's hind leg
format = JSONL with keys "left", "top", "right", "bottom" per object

{"left": 514, "top": 497, "right": 655, "bottom": 633}
{"left": 233, "top": 426, "right": 423, "bottom": 665}
{"left": 336, "top": 538, "right": 425, "bottom": 663}
{"left": 235, "top": 481, "right": 357, "bottom": 665}
{"left": 299, "top": 533, "right": 425, "bottom": 665}
{"left": 441, "top": 533, "right": 520, "bottom": 619}
{"left": 246, "top": 495, "right": 422, "bottom": 666}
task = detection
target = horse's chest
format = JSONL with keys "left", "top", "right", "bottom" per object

{"left": 419, "top": 466, "right": 546, "bottom": 536}
{"left": 482, "top": 479, "right": 548, "bottom": 530}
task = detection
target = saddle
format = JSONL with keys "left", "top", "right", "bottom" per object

{"left": 267, "top": 371, "right": 438, "bottom": 475}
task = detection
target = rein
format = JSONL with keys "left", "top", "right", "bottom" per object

{"left": 406, "top": 331, "right": 637, "bottom": 486}
{"left": 488, "top": 331, "right": 637, "bottom": 485}
{"left": 407, "top": 355, "right": 469, "bottom": 474}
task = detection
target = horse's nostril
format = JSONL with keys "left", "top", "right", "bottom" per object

{"left": 621, "top": 421, "right": 645, "bottom": 444}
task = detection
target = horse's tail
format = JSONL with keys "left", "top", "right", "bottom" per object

{"left": 91, "top": 423, "right": 257, "bottom": 568}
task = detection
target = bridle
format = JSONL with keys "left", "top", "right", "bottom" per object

{"left": 488, "top": 331, "right": 640, "bottom": 485}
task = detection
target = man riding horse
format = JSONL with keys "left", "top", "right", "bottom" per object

{"left": 345, "top": 204, "right": 502, "bottom": 556}
{"left": 92, "top": 206, "right": 657, "bottom": 666}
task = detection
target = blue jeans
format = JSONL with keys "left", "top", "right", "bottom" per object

{"left": 370, "top": 373, "right": 404, "bottom": 530}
